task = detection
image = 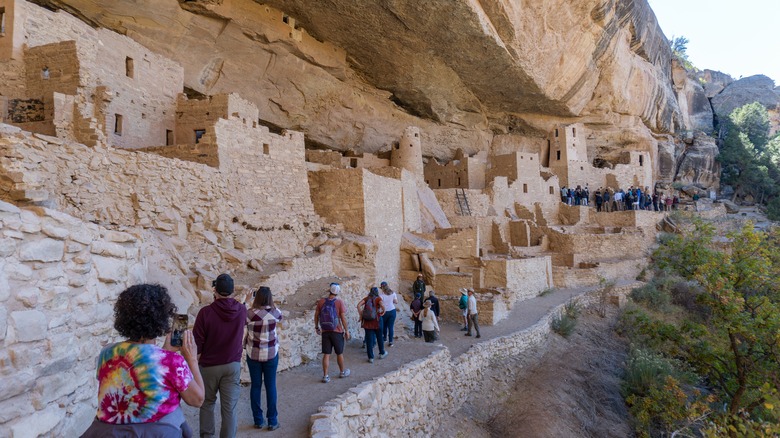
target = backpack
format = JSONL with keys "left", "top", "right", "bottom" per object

{"left": 362, "top": 296, "right": 377, "bottom": 321}
{"left": 319, "top": 298, "right": 339, "bottom": 331}
{"left": 458, "top": 295, "right": 468, "bottom": 310}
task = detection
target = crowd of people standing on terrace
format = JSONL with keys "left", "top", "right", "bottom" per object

{"left": 560, "top": 185, "right": 680, "bottom": 212}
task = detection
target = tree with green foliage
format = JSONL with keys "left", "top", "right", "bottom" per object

{"left": 620, "top": 219, "right": 780, "bottom": 435}
{"left": 670, "top": 35, "right": 697, "bottom": 71}
{"left": 718, "top": 102, "right": 780, "bottom": 210}
{"left": 730, "top": 102, "right": 770, "bottom": 151}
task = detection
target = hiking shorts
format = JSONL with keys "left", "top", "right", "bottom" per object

{"left": 321, "top": 331, "right": 345, "bottom": 355}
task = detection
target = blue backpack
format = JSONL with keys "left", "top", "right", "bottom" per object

{"left": 319, "top": 298, "right": 339, "bottom": 331}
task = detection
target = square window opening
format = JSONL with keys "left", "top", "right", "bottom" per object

{"left": 195, "top": 129, "right": 206, "bottom": 144}
{"left": 263, "top": 143, "right": 270, "bottom": 155}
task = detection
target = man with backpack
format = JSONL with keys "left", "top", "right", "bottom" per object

{"left": 357, "top": 287, "right": 386, "bottom": 363}
{"left": 458, "top": 288, "right": 469, "bottom": 331}
{"left": 314, "top": 283, "right": 351, "bottom": 383}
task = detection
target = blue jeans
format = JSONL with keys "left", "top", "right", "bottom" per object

{"left": 364, "top": 328, "right": 385, "bottom": 360}
{"left": 246, "top": 354, "right": 279, "bottom": 427}
{"left": 381, "top": 309, "right": 396, "bottom": 343}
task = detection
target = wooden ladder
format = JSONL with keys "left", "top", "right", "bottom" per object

{"left": 456, "top": 188, "right": 472, "bottom": 216}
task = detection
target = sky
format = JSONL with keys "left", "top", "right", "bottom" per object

{"left": 647, "top": 0, "right": 780, "bottom": 85}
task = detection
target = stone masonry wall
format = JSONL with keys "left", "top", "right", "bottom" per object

{"left": 0, "top": 123, "right": 320, "bottom": 261}
{"left": 483, "top": 256, "right": 553, "bottom": 303}
{"left": 0, "top": 200, "right": 145, "bottom": 437}
{"left": 362, "top": 170, "right": 403, "bottom": 287}
{"left": 10, "top": 1, "right": 184, "bottom": 149}
{"left": 308, "top": 169, "right": 367, "bottom": 235}
{"left": 310, "top": 284, "right": 638, "bottom": 437}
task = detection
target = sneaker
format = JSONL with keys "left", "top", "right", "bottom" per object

{"left": 322, "top": 375, "right": 330, "bottom": 383}
{"left": 465, "top": 333, "right": 472, "bottom": 336}
{"left": 476, "top": 335, "right": 481, "bottom": 338}
{"left": 368, "top": 358, "right": 374, "bottom": 363}
{"left": 268, "top": 423, "right": 280, "bottom": 431}
{"left": 388, "top": 343, "right": 394, "bottom": 347}
{"left": 460, "top": 327, "right": 468, "bottom": 331}
{"left": 339, "top": 369, "right": 351, "bottom": 378}
{"left": 379, "top": 352, "right": 388, "bottom": 359}
{"left": 254, "top": 423, "right": 265, "bottom": 429}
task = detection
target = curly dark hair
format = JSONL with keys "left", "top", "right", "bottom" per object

{"left": 114, "top": 284, "right": 177, "bottom": 341}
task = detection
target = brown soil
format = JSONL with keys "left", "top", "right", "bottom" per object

{"left": 436, "top": 307, "right": 632, "bottom": 438}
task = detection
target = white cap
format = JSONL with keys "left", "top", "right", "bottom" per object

{"left": 329, "top": 284, "right": 341, "bottom": 295}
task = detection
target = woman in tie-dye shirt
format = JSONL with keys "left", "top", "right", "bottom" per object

{"left": 82, "top": 284, "right": 204, "bottom": 436}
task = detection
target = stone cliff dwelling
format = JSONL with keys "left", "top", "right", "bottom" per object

{"left": 0, "top": 0, "right": 736, "bottom": 436}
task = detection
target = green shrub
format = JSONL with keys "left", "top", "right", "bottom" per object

{"left": 551, "top": 313, "right": 576, "bottom": 338}
{"left": 622, "top": 348, "right": 680, "bottom": 398}
{"left": 563, "top": 299, "right": 580, "bottom": 319}
{"left": 630, "top": 282, "right": 671, "bottom": 311}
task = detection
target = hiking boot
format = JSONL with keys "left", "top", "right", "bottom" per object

{"left": 388, "top": 342, "right": 394, "bottom": 347}
{"left": 322, "top": 375, "right": 330, "bottom": 383}
{"left": 379, "top": 352, "right": 388, "bottom": 359}
{"left": 267, "top": 423, "right": 280, "bottom": 431}
{"left": 460, "top": 327, "right": 468, "bottom": 331}
{"left": 368, "top": 358, "right": 374, "bottom": 363}
{"left": 476, "top": 335, "right": 481, "bottom": 338}
{"left": 339, "top": 369, "right": 351, "bottom": 378}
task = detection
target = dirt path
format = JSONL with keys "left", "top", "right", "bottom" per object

{"left": 182, "top": 284, "right": 617, "bottom": 437}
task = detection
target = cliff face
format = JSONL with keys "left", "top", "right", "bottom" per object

{"left": 26, "top": 0, "right": 704, "bottom": 184}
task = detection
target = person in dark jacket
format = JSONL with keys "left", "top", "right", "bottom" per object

{"left": 194, "top": 274, "right": 247, "bottom": 438}
{"left": 412, "top": 274, "right": 426, "bottom": 299}
{"left": 424, "top": 290, "right": 440, "bottom": 318}
{"left": 410, "top": 293, "right": 423, "bottom": 338}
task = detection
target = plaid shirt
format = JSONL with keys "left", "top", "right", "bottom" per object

{"left": 245, "top": 306, "right": 283, "bottom": 362}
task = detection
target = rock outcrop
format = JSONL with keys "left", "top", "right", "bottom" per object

{"left": 674, "top": 133, "right": 720, "bottom": 190}
{"left": 711, "top": 75, "right": 780, "bottom": 120}
{"left": 29, "top": 0, "right": 681, "bottom": 167}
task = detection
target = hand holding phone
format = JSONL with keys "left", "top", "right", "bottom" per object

{"left": 171, "top": 314, "right": 188, "bottom": 347}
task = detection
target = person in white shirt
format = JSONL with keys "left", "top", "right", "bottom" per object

{"left": 420, "top": 300, "right": 440, "bottom": 343}
{"left": 464, "top": 289, "right": 481, "bottom": 338}
{"left": 379, "top": 282, "right": 398, "bottom": 347}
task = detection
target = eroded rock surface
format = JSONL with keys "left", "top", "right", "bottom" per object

{"left": 30, "top": 0, "right": 681, "bottom": 165}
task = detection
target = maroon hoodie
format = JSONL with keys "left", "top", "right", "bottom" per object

{"left": 193, "top": 297, "right": 247, "bottom": 367}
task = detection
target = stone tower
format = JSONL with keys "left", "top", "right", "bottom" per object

{"left": 390, "top": 126, "right": 423, "bottom": 178}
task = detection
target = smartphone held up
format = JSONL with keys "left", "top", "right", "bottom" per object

{"left": 170, "top": 314, "right": 188, "bottom": 347}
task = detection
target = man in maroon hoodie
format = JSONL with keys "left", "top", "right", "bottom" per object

{"left": 194, "top": 274, "right": 247, "bottom": 438}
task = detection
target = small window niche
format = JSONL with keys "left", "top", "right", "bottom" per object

{"left": 555, "top": 128, "right": 559, "bottom": 138}
{"left": 1, "top": 7, "right": 7, "bottom": 36}
{"left": 437, "top": 179, "right": 441, "bottom": 187}
{"left": 549, "top": 186, "right": 555, "bottom": 194}
{"left": 194, "top": 129, "right": 206, "bottom": 144}
{"left": 263, "top": 143, "right": 270, "bottom": 155}
{"left": 572, "top": 127, "right": 576, "bottom": 137}
{"left": 166, "top": 129, "right": 174, "bottom": 146}
{"left": 639, "top": 155, "right": 644, "bottom": 167}
{"left": 350, "top": 158, "right": 358, "bottom": 168}
{"left": 125, "top": 57, "right": 134, "bottom": 78}
{"left": 556, "top": 150, "right": 561, "bottom": 161}
{"left": 114, "top": 114, "right": 123, "bottom": 135}
{"left": 41, "top": 67, "right": 50, "bottom": 80}
{"left": 523, "top": 183, "right": 528, "bottom": 193}
{"left": 457, "top": 177, "right": 461, "bottom": 186}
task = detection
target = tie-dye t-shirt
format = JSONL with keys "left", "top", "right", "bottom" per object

{"left": 96, "top": 342, "right": 193, "bottom": 424}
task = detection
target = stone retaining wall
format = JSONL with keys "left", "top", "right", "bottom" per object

{"left": 309, "top": 284, "right": 638, "bottom": 437}
{"left": 0, "top": 200, "right": 144, "bottom": 437}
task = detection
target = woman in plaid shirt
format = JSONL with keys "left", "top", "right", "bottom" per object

{"left": 245, "top": 286, "right": 283, "bottom": 431}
